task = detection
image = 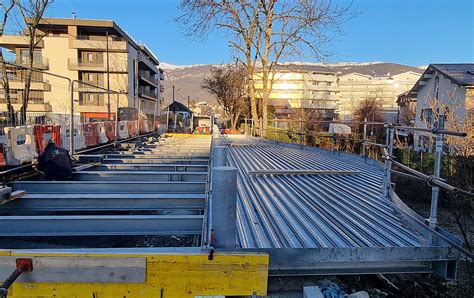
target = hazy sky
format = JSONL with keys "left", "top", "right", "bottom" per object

{"left": 37, "top": 0, "right": 474, "bottom": 66}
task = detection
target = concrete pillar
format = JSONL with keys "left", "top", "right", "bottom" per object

{"left": 211, "top": 166, "right": 237, "bottom": 249}
{"left": 212, "top": 146, "right": 227, "bottom": 167}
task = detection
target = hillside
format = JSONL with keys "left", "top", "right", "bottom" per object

{"left": 161, "top": 62, "right": 425, "bottom": 106}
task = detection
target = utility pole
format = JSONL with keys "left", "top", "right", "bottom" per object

{"left": 187, "top": 95, "right": 190, "bottom": 109}
{"left": 106, "top": 31, "right": 111, "bottom": 119}
{"left": 172, "top": 85, "right": 175, "bottom": 102}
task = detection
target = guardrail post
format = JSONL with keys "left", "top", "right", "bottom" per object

{"left": 362, "top": 118, "right": 367, "bottom": 161}
{"left": 385, "top": 127, "right": 395, "bottom": 197}
{"left": 429, "top": 120, "right": 445, "bottom": 245}
{"left": 69, "top": 80, "right": 75, "bottom": 154}
{"left": 114, "top": 94, "right": 119, "bottom": 146}
{"left": 331, "top": 134, "right": 336, "bottom": 155}
{"left": 211, "top": 166, "right": 237, "bottom": 249}
{"left": 212, "top": 146, "right": 227, "bottom": 167}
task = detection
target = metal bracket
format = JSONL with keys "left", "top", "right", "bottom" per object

{"left": 0, "top": 258, "right": 33, "bottom": 298}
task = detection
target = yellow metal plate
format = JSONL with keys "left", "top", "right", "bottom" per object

{"left": 7, "top": 252, "right": 268, "bottom": 298}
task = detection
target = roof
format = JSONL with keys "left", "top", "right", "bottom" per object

{"left": 430, "top": 64, "right": 474, "bottom": 86}
{"left": 275, "top": 64, "right": 336, "bottom": 74}
{"left": 263, "top": 64, "right": 335, "bottom": 74}
{"left": 331, "top": 63, "right": 423, "bottom": 76}
{"left": 408, "top": 64, "right": 474, "bottom": 97}
{"left": 35, "top": 18, "right": 160, "bottom": 65}
{"left": 163, "top": 101, "right": 192, "bottom": 113}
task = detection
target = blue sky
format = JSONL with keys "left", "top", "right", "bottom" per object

{"left": 40, "top": 0, "right": 474, "bottom": 66}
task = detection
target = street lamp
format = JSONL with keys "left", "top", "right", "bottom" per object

{"left": 172, "top": 85, "right": 181, "bottom": 102}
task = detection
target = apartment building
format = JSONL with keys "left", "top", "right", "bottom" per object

{"left": 0, "top": 18, "right": 164, "bottom": 120}
{"left": 337, "top": 71, "right": 421, "bottom": 122}
{"left": 254, "top": 64, "right": 340, "bottom": 122}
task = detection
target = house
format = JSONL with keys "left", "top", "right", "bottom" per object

{"left": 162, "top": 100, "right": 192, "bottom": 132}
{"left": 396, "top": 90, "right": 416, "bottom": 125}
{"left": 408, "top": 64, "right": 474, "bottom": 150}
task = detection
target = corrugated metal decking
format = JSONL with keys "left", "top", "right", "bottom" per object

{"left": 225, "top": 135, "right": 424, "bottom": 248}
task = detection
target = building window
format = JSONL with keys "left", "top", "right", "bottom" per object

{"left": 326, "top": 82, "right": 331, "bottom": 86}
{"left": 433, "top": 76, "right": 440, "bottom": 99}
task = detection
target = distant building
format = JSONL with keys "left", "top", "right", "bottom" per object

{"left": 409, "top": 64, "right": 474, "bottom": 150}
{"left": 337, "top": 71, "right": 421, "bottom": 122}
{"left": 254, "top": 64, "right": 340, "bottom": 124}
{"left": 0, "top": 18, "right": 164, "bottom": 120}
{"left": 396, "top": 91, "right": 416, "bottom": 125}
{"left": 162, "top": 100, "right": 192, "bottom": 132}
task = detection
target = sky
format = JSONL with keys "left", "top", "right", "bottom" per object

{"left": 35, "top": 0, "right": 474, "bottom": 66}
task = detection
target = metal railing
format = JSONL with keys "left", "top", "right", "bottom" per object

{"left": 0, "top": 61, "right": 160, "bottom": 157}
{"left": 244, "top": 117, "right": 472, "bottom": 259}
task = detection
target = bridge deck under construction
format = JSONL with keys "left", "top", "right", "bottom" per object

{"left": 0, "top": 133, "right": 461, "bottom": 289}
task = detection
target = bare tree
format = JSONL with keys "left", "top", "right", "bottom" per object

{"left": 256, "top": 0, "right": 353, "bottom": 135}
{"left": 177, "top": 0, "right": 262, "bottom": 130}
{"left": 202, "top": 65, "right": 248, "bottom": 129}
{"left": 0, "top": 0, "right": 15, "bottom": 125}
{"left": 15, "top": 0, "right": 52, "bottom": 125}
{"left": 178, "top": 1, "right": 353, "bottom": 136}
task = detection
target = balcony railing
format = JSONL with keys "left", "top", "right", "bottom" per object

{"left": 77, "top": 35, "right": 126, "bottom": 42}
{"left": 18, "top": 57, "right": 49, "bottom": 69}
{"left": 138, "top": 87, "right": 157, "bottom": 100}
{"left": 68, "top": 58, "right": 105, "bottom": 71}
{"left": 139, "top": 71, "right": 158, "bottom": 86}
{"left": 72, "top": 35, "right": 127, "bottom": 51}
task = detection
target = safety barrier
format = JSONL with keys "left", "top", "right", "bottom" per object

{"left": 33, "top": 125, "right": 62, "bottom": 152}
{"left": 61, "top": 124, "right": 86, "bottom": 152}
{"left": 97, "top": 122, "right": 109, "bottom": 144}
{"left": 127, "top": 121, "right": 138, "bottom": 137}
{"left": 83, "top": 123, "right": 99, "bottom": 148}
{"left": 118, "top": 121, "right": 129, "bottom": 139}
{"left": 0, "top": 145, "right": 6, "bottom": 167}
{"left": 25, "top": 126, "right": 38, "bottom": 160}
{"left": 3, "top": 126, "right": 37, "bottom": 166}
{"left": 105, "top": 121, "right": 116, "bottom": 141}
{"left": 139, "top": 120, "right": 150, "bottom": 134}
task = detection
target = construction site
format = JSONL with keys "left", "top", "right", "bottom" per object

{"left": 0, "top": 6, "right": 472, "bottom": 296}
{"left": 0, "top": 94, "right": 472, "bottom": 296}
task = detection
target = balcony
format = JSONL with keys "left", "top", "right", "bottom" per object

{"left": 9, "top": 80, "right": 51, "bottom": 91}
{"left": 16, "top": 57, "right": 49, "bottom": 70}
{"left": 139, "top": 71, "right": 159, "bottom": 87}
{"left": 68, "top": 58, "right": 106, "bottom": 71}
{"left": 68, "top": 58, "right": 127, "bottom": 72}
{"left": 72, "top": 35, "right": 127, "bottom": 51}
{"left": 0, "top": 35, "right": 44, "bottom": 50}
{"left": 138, "top": 87, "right": 158, "bottom": 101}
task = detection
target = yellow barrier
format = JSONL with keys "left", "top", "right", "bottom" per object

{"left": 5, "top": 251, "right": 269, "bottom": 298}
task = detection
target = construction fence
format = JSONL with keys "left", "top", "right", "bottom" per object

{"left": 0, "top": 61, "right": 160, "bottom": 168}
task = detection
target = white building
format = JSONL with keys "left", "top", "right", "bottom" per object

{"left": 408, "top": 64, "right": 474, "bottom": 150}
{"left": 337, "top": 71, "right": 421, "bottom": 122}
{"left": 254, "top": 64, "right": 340, "bottom": 122}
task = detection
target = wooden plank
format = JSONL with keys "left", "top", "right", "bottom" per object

{"left": 7, "top": 252, "right": 269, "bottom": 297}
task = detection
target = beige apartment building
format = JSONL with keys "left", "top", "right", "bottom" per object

{"left": 254, "top": 65, "right": 340, "bottom": 123}
{"left": 0, "top": 18, "right": 163, "bottom": 120}
{"left": 337, "top": 71, "right": 421, "bottom": 122}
